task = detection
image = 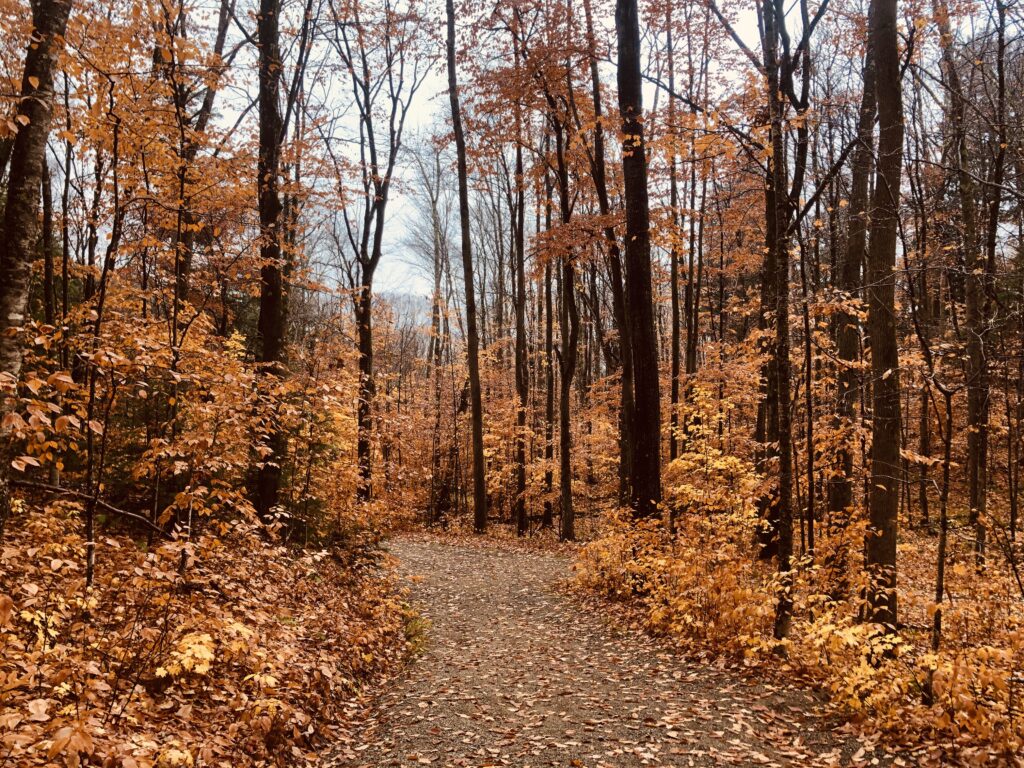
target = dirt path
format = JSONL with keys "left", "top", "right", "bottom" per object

{"left": 332, "top": 536, "right": 885, "bottom": 768}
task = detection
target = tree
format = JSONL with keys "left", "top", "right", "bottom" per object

{"left": 0, "top": 0, "right": 74, "bottom": 534}
{"left": 251, "top": 0, "right": 287, "bottom": 520}
{"left": 615, "top": 0, "right": 661, "bottom": 518}
{"left": 447, "top": 0, "right": 487, "bottom": 532}
{"left": 935, "top": 0, "right": 989, "bottom": 564}
{"left": 323, "top": 0, "right": 426, "bottom": 501}
{"left": 511, "top": 108, "right": 529, "bottom": 536}
{"left": 829, "top": 7, "right": 876, "bottom": 530}
{"left": 580, "top": 0, "right": 633, "bottom": 503}
{"left": 864, "top": 0, "right": 903, "bottom": 628}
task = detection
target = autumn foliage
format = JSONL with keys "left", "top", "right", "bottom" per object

{"left": 1, "top": 501, "right": 407, "bottom": 766}
{"left": 3, "top": 0, "right": 1024, "bottom": 762}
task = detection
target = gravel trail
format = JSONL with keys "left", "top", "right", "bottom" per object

{"left": 332, "top": 536, "right": 884, "bottom": 768}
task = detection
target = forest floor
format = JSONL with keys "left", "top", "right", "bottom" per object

{"left": 329, "top": 535, "right": 895, "bottom": 768}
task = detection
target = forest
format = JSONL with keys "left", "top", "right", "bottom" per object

{"left": 1, "top": 0, "right": 1023, "bottom": 763}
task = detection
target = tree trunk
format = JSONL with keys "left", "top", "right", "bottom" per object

{"left": 447, "top": 0, "right": 486, "bottom": 533}
{"left": 252, "top": 0, "right": 287, "bottom": 520}
{"left": 543, "top": 259, "right": 555, "bottom": 529}
{"left": 865, "top": 0, "right": 903, "bottom": 628}
{"left": 355, "top": 286, "right": 375, "bottom": 500}
{"left": 615, "top": 0, "right": 662, "bottom": 518}
{"left": 42, "top": 163, "right": 56, "bottom": 327}
{"left": 758, "top": 0, "right": 797, "bottom": 641}
{"left": 513, "top": 139, "right": 529, "bottom": 536}
{"left": 667, "top": 12, "right": 681, "bottom": 462}
{"left": 935, "top": 0, "right": 987, "bottom": 564}
{"left": 830, "top": 33, "right": 875, "bottom": 526}
{"left": 559, "top": 259, "right": 579, "bottom": 541}
{"left": 0, "top": 0, "right": 74, "bottom": 535}
{"left": 582, "top": 0, "right": 633, "bottom": 504}
{"left": 551, "top": 118, "right": 579, "bottom": 542}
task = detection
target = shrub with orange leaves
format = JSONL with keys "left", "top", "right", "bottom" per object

{"left": 577, "top": 414, "right": 775, "bottom": 653}
{"left": 576, "top": 388, "right": 1024, "bottom": 762}
{"left": 0, "top": 499, "right": 410, "bottom": 767}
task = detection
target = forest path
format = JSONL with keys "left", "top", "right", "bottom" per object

{"left": 332, "top": 536, "right": 882, "bottom": 768}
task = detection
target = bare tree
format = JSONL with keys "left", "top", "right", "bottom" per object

{"left": 322, "top": 0, "right": 427, "bottom": 501}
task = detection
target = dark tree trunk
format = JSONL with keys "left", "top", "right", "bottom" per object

{"left": 667, "top": 12, "right": 681, "bottom": 463}
{"left": 616, "top": 0, "right": 662, "bottom": 518}
{"left": 935, "top": 0, "right": 988, "bottom": 563}
{"left": 0, "top": 0, "right": 74, "bottom": 535}
{"left": 447, "top": 0, "right": 486, "bottom": 533}
{"left": 252, "top": 0, "right": 287, "bottom": 520}
{"left": 513, "top": 140, "right": 529, "bottom": 536}
{"left": 765, "top": 37, "right": 794, "bottom": 642}
{"left": 582, "top": 0, "right": 633, "bottom": 504}
{"left": 60, "top": 75, "right": 71, "bottom": 359}
{"left": 541, "top": 162, "right": 556, "bottom": 530}
{"left": 543, "top": 258, "right": 555, "bottom": 529}
{"left": 551, "top": 118, "right": 579, "bottom": 542}
{"left": 558, "top": 261, "right": 579, "bottom": 541}
{"left": 865, "top": 0, "right": 903, "bottom": 628}
{"left": 355, "top": 286, "right": 375, "bottom": 500}
{"left": 429, "top": 240, "right": 444, "bottom": 523}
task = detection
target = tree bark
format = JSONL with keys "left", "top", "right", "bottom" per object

{"left": 763, "top": 0, "right": 795, "bottom": 641}
{"left": 667, "top": 10, "right": 681, "bottom": 463}
{"left": 447, "top": 0, "right": 486, "bottom": 533}
{"left": 42, "top": 163, "right": 56, "bottom": 327}
{"left": 550, "top": 116, "right": 579, "bottom": 542}
{"left": 865, "top": 0, "right": 903, "bottom": 628}
{"left": 829, "top": 27, "right": 876, "bottom": 525}
{"left": 355, "top": 286, "right": 375, "bottom": 500}
{"left": 616, "top": 0, "right": 662, "bottom": 518}
{"left": 252, "top": 0, "right": 287, "bottom": 520}
{"left": 0, "top": 0, "right": 74, "bottom": 535}
{"left": 513, "top": 139, "right": 529, "bottom": 535}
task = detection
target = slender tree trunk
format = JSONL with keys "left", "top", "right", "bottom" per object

{"left": 760, "top": 0, "right": 796, "bottom": 641}
{"left": 60, "top": 74, "right": 71, "bottom": 359}
{"left": 429, "top": 235, "right": 444, "bottom": 523}
{"left": 513, "top": 140, "right": 529, "bottom": 536}
{"left": 559, "top": 259, "right": 579, "bottom": 540}
{"left": 667, "top": 11, "right": 681, "bottom": 462}
{"left": 355, "top": 286, "right": 375, "bottom": 500}
{"left": 799, "top": 237, "right": 814, "bottom": 555}
{"left": 447, "top": 0, "right": 486, "bottom": 532}
{"left": 924, "top": 388, "right": 953, "bottom": 703}
{"left": 42, "top": 164, "right": 56, "bottom": 327}
{"left": 830, "top": 21, "right": 876, "bottom": 525}
{"left": 616, "top": 0, "right": 662, "bottom": 518}
{"left": 551, "top": 119, "right": 579, "bottom": 542}
{"left": 980, "top": 0, "right": 1007, "bottom": 556}
{"left": 935, "top": 0, "right": 987, "bottom": 564}
{"left": 919, "top": 385, "right": 931, "bottom": 523}
{"left": 543, "top": 259, "right": 555, "bottom": 528}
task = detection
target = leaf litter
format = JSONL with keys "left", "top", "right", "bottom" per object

{"left": 330, "top": 537, "right": 892, "bottom": 768}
